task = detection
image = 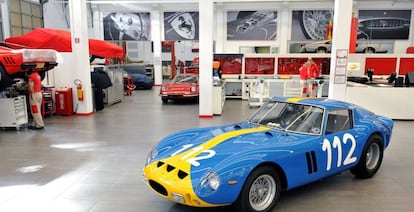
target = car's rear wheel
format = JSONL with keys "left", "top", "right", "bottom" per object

{"left": 350, "top": 134, "right": 384, "bottom": 179}
{"left": 234, "top": 166, "right": 281, "bottom": 212}
{"left": 0, "top": 65, "right": 12, "bottom": 91}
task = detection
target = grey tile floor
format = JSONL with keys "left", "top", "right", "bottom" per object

{"left": 0, "top": 88, "right": 413, "bottom": 212}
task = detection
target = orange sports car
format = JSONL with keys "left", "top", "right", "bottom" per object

{"left": 160, "top": 73, "right": 199, "bottom": 104}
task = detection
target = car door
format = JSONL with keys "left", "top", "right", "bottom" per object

{"left": 315, "top": 109, "right": 359, "bottom": 178}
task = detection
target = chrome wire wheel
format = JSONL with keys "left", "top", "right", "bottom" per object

{"left": 248, "top": 174, "right": 276, "bottom": 211}
{"left": 366, "top": 142, "right": 381, "bottom": 170}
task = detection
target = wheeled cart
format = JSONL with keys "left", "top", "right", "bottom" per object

{"left": 248, "top": 78, "right": 270, "bottom": 107}
{"left": 0, "top": 95, "right": 28, "bottom": 129}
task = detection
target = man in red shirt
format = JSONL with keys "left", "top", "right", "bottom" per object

{"left": 28, "top": 71, "right": 44, "bottom": 130}
{"left": 299, "top": 57, "right": 321, "bottom": 97}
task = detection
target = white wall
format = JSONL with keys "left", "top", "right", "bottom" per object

{"left": 39, "top": 0, "right": 414, "bottom": 83}
{"left": 41, "top": 1, "right": 414, "bottom": 55}
{"left": 42, "top": 0, "right": 70, "bottom": 31}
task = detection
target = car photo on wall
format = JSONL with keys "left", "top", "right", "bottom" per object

{"left": 300, "top": 40, "right": 388, "bottom": 54}
{"left": 143, "top": 97, "right": 393, "bottom": 212}
{"left": 358, "top": 10, "right": 411, "bottom": 40}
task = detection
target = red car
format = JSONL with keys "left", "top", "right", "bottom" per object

{"left": 160, "top": 73, "right": 199, "bottom": 104}
{"left": 0, "top": 46, "right": 58, "bottom": 91}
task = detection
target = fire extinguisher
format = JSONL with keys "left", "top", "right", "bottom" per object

{"left": 325, "top": 19, "right": 333, "bottom": 40}
{"left": 74, "top": 79, "right": 84, "bottom": 101}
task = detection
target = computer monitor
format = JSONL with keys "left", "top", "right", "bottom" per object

{"left": 405, "top": 72, "right": 414, "bottom": 87}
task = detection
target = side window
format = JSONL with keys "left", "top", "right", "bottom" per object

{"left": 325, "top": 110, "right": 353, "bottom": 134}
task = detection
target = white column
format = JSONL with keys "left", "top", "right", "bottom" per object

{"left": 151, "top": 6, "right": 163, "bottom": 86}
{"left": 1, "top": 0, "right": 10, "bottom": 39}
{"left": 328, "top": 0, "right": 353, "bottom": 100}
{"left": 214, "top": 2, "right": 224, "bottom": 53}
{"left": 199, "top": 0, "right": 214, "bottom": 117}
{"left": 279, "top": 2, "right": 290, "bottom": 54}
{"left": 69, "top": 0, "right": 93, "bottom": 115}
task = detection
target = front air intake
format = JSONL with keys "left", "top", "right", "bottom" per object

{"left": 149, "top": 180, "right": 168, "bottom": 196}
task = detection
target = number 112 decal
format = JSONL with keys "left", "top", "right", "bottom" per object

{"left": 322, "top": 133, "right": 357, "bottom": 171}
{"left": 171, "top": 144, "right": 216, "bottom": 167}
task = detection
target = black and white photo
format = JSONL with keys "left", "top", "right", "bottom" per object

{"left": 291, "top": 10, "right": 333, "bottom": 40}
{"left": 358, "top": 10, "right": 411, "bottom": 40}
{"left": 164, "top": 12, "right": 199, "bottom": 40}
{"left": 227, "top": 11, "right": 277, "bottom": 40}
{"left": 103, "top": 12, "right": 151, "bottom": 41}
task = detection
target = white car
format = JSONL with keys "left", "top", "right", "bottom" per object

{"left": 300, "top": 40, "right": 388, "bottom": 54}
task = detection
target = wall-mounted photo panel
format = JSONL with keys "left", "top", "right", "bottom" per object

{"left": 291, "top": 10, "right": 333, "bottom": 40}
{"left": 164, "top": 12, "right": 199, "bottom": 40}
{"left": 227, "top": 11, "right": 277, "bottom": 40}
{"left": 103, "top": 12, "right": 151, "bottom": 41}
{"left": 358, "top": 10, "right": 411, "bottom": 40}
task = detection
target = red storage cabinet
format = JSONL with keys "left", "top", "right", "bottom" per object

{"left": 55, "top": 87, "right": 73, "bottom": 116}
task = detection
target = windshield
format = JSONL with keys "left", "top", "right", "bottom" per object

{"left": 172, "top": 75, "right": 198, "bottom": 83}
{"left": 248, "top": 101, "right": 324, "bottom": 135}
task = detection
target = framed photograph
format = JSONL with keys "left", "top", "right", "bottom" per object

{"left": 103, "top": 12, "right": 151, "bottom": 41}
{"left": 358, "top": 10, "right": 411, "bottom": 39}
{"left": 164, "top": 12, "right": 199, "bottom": 40}
{"left": 227, "top": 11, "right": 277, "bottom": 40}
{"left": 291, "top": 10, "right": 333, "bottom": 40}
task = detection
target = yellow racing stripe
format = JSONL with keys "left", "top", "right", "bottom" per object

{"left": 286, "top": 97, "right": 306, "bottom": 102}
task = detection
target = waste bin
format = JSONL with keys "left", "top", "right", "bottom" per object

{"left": 55, "top": 87, "right": 73, "bottom": 116}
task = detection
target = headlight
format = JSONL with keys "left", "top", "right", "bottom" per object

{"left": 190, "top": 87, "right": 196, "bottom": 92}
{"left": 200, "top": 171, "right": 220, "bottom": 191}
{"left": 145, "top": 148, "right": 158, "bottom": 165}
{"left": 161, "top": 86, "right": 167, "bottom": 91}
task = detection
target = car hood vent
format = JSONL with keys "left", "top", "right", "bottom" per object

{"left": 166, "top": 164, "right": 175, "bottom": 172}
{"left": 157, "top": 160, "right": 189, "bottom": 179}
{"left": 3, "top": 56, "right": 16, "bottom": 65}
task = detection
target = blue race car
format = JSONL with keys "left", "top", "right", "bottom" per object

{"left": 143, "top": 97, "right": 393, "bottom": 212}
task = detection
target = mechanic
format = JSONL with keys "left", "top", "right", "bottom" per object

{"left": 299, "top": 57, "right": 320, "bottom": 97}
{"left": 28, "top": 70, "right": 44, "bottom": 130}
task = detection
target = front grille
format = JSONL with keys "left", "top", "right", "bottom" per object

{"left": 170, "top": 87, "right": 186, "bottom": 91}
{"left": 363, "top": 18, "right": 407, "bottom": 30}
{"left": 149, "top": 180, "right": 168, "bottom": 196}
{"left": 148, "top": 161, "right": 190, "bottom": 196}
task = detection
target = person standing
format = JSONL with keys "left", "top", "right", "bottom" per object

{"left": 28, "top": 71, "right": 44, "bottom": 130}
{"left": 299, "top": 57, "right": 321, "bottom": 97}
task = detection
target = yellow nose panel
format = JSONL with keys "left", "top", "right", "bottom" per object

{"left": 144, "top": 126, "right": 269, "bottom": 207}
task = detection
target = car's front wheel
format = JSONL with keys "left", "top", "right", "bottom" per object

{"left": 161, "top": 97, "right": 168, "bottom": 104}
{"left": 317, "top": 48, "right": 327, "bottom": 53}
{"left": 364, "top": 47, "right": 375, "bottom": 54}
{"left": 234, "top": 166, "right": 281, "bottom": 212}
{"left": 0, "top": 65, "right": 12, "bottom": 91}
{"left": 350, "top": 134, "right": 384, "bottom": 179}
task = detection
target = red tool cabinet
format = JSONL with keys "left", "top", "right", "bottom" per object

{"left": 55, "top": 87, "right": 73, "bottom": 116}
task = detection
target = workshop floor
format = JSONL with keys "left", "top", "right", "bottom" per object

{"left": 0, "top": 88, "right": 413, "bottom": 212}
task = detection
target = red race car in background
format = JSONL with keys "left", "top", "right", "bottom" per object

{"left": 160, "top": 73, "right": 199, "bottom": 104}
{"left": 0, "top": 46, "right": 58, "bottom": 91}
